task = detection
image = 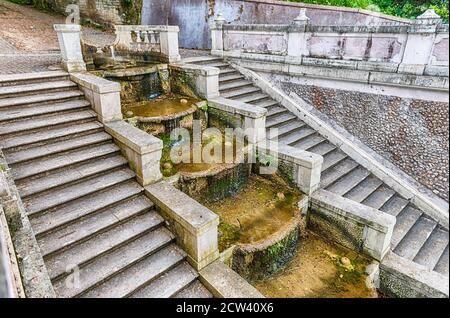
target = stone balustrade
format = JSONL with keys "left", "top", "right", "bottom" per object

{"left": 212, "top": 9, "right": 449, "bottom": 76}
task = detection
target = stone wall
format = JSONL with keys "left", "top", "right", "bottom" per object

{"left": 141, "top": 0, "right": 411, "bottom": 49}
{"left": 262, "top": 73, "right": 449, "bottom": 202}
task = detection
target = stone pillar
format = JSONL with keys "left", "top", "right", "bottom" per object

{"left": 171, "top": 64, "right": 220, "bottom": 99}
{"left": 399, "top": 9, "right": 442, "bottom": 75}
{"left": 287, "top": 9, "right": 310, "bottom": 61}
{"left": 54, "top": 24, "right": 86, "bottom": 73}
{"left": 159, "top": 26, "right": 181, "bottom": 63}
{"left": 211, "top": 13, "right": 226, "bottom": 56}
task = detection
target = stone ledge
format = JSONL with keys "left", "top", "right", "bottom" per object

{"left": 105, "top": 121, "right": 163, "bottom": 154}
{"left": 53, "top": 24, "right": 81, "bottom": 32}
{"left": 260, "top": 141, "right": 323, "bottom": 169}
{"left": 199, "top": 260, "right": 264, "bottom": 298}
{"left": 115, "top": 25, "right": 180, "bottom": 32}
{"left": 209, "top": 97, "right": 267, "bottom": 119}
{"left": 380, "top": 251, "right": 449, "bottom": 298}
{"left": 171, "top": 63, "right": 221, "bottom": 76}
{"left": 70, "top": 73, "right": 121, "bottom": 94}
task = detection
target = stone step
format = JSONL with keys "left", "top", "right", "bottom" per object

{"left": 434, "top": 245, "right": 449, "bottom": 276}
{"left": 321, "top": 149, "right": 348, "bottom": 171}
{"left": 320, "top": 158, "right": 359, "bottom": 188}
{"left": 23, "top": 168, "right": 135, "bottom": 216}
{"left": 278, "top": 126, "right": 315, "bottom": 145}
{"left": 31, "top": 180, "right": 143, "bottom": 236}
{"left": 361, "top": 184, "right": 396, "bottom": 210}
{"left": 0, "top": 71, "right": 68, "bottom": 87}
{"left": 394, "top": 215, "right": 437, "bottom": 260}
{"left": 203, "top": 62, "right": 230, "bottom": 68}
{"left": 250, "top": 98, "right": 279, "bottom": 108}
{"left": 0, "top": 109, "right": 97, "bottom": 136}
{"left": 0, "top": 121, "right": 103, "bottom": 150}
{"left": 221, "top": 86, "right": 261, "bottom": 99}
{"left": 0, "top": 80, "right": 77, "bottom": 99}
{"left": 52, "top": 228, "right": 175, "bottom": 298}
{"left": 182, "top": 56, "right": 222, "bottom": 64}
{"left": 325, "top": 166, "right": 372, "bottom": 196}
{"left": 38, "top": 196, "right": 156, "bottom": 257}
{"left": 129, "top": 261, "right": 197, "bottom": 298}
{"left": 17, "top": 154, "right": 128, "bottom": 198}
{"left": 380, "top": 195, "right": 410, "bottom": 217}
{"left": 267, "top": 106, "right": 288, "bottom": 117}
{"left": 344, "top": 174, "right": 384, "bottom": 203}
{"left": 219, "top": 79, "right": 253, "bottom": 91}
{"left": 219, "top": 73, "right": 245, "bottom": 83}
{"left": 174, "top": 280, "right": 214, "bottom": 298}
{"left": 269, "top": 120, "right": 306, "bottom": 139}
{"left": 220, "top": 67, "right": 237, "bottom": 75}
{"left": 308, "top": 141, "right": 336, "bottom": 156}
{"left": 11, "top": 142, "right": 120, "bottom": 180}
{"left": 85, "top": 247, "right": 188, "bottom": 298}
{"left": 390, "top": 205, "right": 423, "bottom": 249}
{"left": 0, "top": 99, "right": 90, "bottom": 122}
{"left": 414, "top": 226, "right": 449, "bottom": 270}
{"left": 4, "top": 132, "right": 112, "bottom": 165}
{"left": 233, "top": 92, "right": 269, "bottom": 104}
{"left": 266, "top": 113, "right": 297, "bottom": 128}
{"left": 0, "top": 90, "right": 84, "bottom": 109}
{"left": 294, "top": 133, "right": 326, "bottom": 151}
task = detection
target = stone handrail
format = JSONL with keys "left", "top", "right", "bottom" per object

{"left": 212, "top": 9, "right": 449, "bottom": 76}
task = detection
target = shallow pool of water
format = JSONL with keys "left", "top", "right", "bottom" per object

{"left": 123, "top": 95, "right": 198, "bottom": 118}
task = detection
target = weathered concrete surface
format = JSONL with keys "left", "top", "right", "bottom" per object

{"left": 142, "top": 0, "right": 411, "bottom": 49}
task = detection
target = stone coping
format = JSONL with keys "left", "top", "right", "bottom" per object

{"left": 144, "top": 182, "right": 219, "bottom": 235}
{"left": 115, "top": 25, "right": 180, "bottom": 32}
{"left": 199, "top": 260, "right": 264, "bottom": 298}
{"left": 171, "top": 63, "right": 221, "bottom": 76}
{"left": 209, "top": 97, "right": 267, "bottom": 119}
{"left": 105, "top": 121, "right": 163, "bottom": 154}
{"left": 53, "top": 24, "right": 81, "bottom": 32}
{"left": 258, "top": 140, "right": 323, "bottom": 169}
{"left": 104, "top": 64, "right": 168, "bottom": 78}
{"left": 179, "top": 163, "right": 242, "bottom": 180}
{"left": 70, "top": 72, "right": 121, "bottom": 94}
{"left": 311, "top": 190, "right": 396, "bottom": 234}
{"left": 134, "top": 103, "right": 198, "bottom": 123}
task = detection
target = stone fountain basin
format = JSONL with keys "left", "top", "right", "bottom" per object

{"left": 133, "top": 102, "right": 198, "bottom": 123}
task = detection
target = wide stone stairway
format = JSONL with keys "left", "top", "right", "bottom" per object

{"left": 185, "top": 56, "right": 449, "bottom": 279}
{"left": 0, "top": 71, "right": 212, "bottom": 298}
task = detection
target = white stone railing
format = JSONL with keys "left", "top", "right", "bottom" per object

{"left": 114, "top": 25, "right": 181, "bottom": 63}
{"left": 211, "top": 9, "right": 449, "bottom": 76}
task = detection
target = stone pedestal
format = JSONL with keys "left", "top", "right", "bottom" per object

{"left": 54, "top": 24, "right": 86, "bottom": 73}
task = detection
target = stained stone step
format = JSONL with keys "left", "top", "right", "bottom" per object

{"left": 267, "top": 106, "right": 288, "bottom": 117}
{"left": 219, "top": 80, "right": 253, "bottom": 91}
{"left": 174, "top": 280, "right": 214, "bottom": 298}
{"left": 23, "top": 168, "right": 136, "bottom": 216}
{"left": 361, "top": 184, "right": 396, "bottom": 210}
{"left": 85, "top": 246, "right": 187, "bottom": 298}
{"left": 129, "top": 261, "right": 197, "bottom": 298}
{"left": 414, "top": 226, "right": 449, "bottom": 270}
{"left": 17, "top": 155, "right": 128, "bottom": 198}
{"left": 308, "top": 142, "right": 336, "bottom": 156}
{"left": 0, "top": 80, "right": 77, "bottom": 98}
{"left": 344, "top": 174, "right": 384, "bottom": 203}
{"left": 394, "top": 215, "right": 437, "bottom": 260}
{"left": 52, "top": 228, "right": 175, "bottom": 298}
{"left": 31, "top": 180, "right": 143, "bottom": 236}
{"left": 220, "top": 67, "right": 237, "bottom": 75}
{"left": 266, "top": 113, "right": 297, "bottom": 128}
{"left": 221, "top": 86, "right": 261, "bottom": 98}
{"left": 0, "top": 90, "right": 84, "bottom": 109}
{"left": 201, "top": 62, "right": 230, "bottom": 68}
{"left": 320, "top": 158, "right": 359, "bottom": 188}
{"left": 278, "top": 126, "right": 315, "bottom": 145}
{"left": 182, "top": 56, "right": 223, "bottom": 64}
{"left": 0, "top": 121, "right": 103, "bottom": 150}
{"left": 390, "top": 206, "right": 423, "bottom": 249}
{"left": 293, "top": 133, "right": 325, "bottom": 151}
{"left": 321, "top": 149, "right": 348, "bottom": 171}
{"left": 231, "top": 93, "right": 267, "bottom": 104}
{"left": 11, "top": 142, "right": 120, "bottom": 180}
{"left": 5, "top": 132, "right": 112, "bottom": 165}
{"left": 325, "top": 166, "right": 372, "bottom": 196}
{"left": 0, "top": 99, "right": 90, "bottom": 122}
{"left": 250, "top": 98, "right": 279, "bottom": 108}
{"left": 380, "top": 195, "right": 410, "bottom": 217}
{"left": 0, "top": 71, "right": 68, "bottom": 87}
{"left": 434, "top": 245, "right": 449, "bottom": 276}
{"left": 38, "top": 196, "right": 156, "bottom": 257}
{"left": 219, "top": 73, "right": 245, "bottom": 83}
{"left": 0, "top": 109, "right": 97, "bottom": 135}
{"left": 269, "top": 121, "right": 306, "bottom": 139}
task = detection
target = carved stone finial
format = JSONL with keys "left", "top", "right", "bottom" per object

{"left": 215, "top": 13, "right": 226, "bottom": 25}
{"left": 415, "top": 8, "right": 442, "bottom": 25}
{"left": 293, "top": 8, "right": 310, "bottom": 26}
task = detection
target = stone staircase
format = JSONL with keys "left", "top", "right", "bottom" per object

{"left": 0, "top": 71, "right": 212, "bottom": 298}
{"left": 184, "top": 56, "right": 449, "bottom": 278}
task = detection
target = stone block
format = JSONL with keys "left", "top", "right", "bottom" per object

{"left": 144, "top": 182, "right": 219, "bottom": 270}
{"left": 171, "top": 64, "right": 220, "bottom": 99}
{"left": 105, "top": 121, "right": 163, "bottom": 186}
{"left": 53, "top": 24, "right": 86, "bottom": 73}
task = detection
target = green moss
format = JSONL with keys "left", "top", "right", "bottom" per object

{"left": 119, "top": 0, "right": 143, "bottom": 25}
{"left": 219, "top": 221, "right": 241, "bottom": 251}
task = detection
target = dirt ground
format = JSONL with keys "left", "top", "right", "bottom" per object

{"left": 254, "top": 232, "right": 379, "bottom": 298}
